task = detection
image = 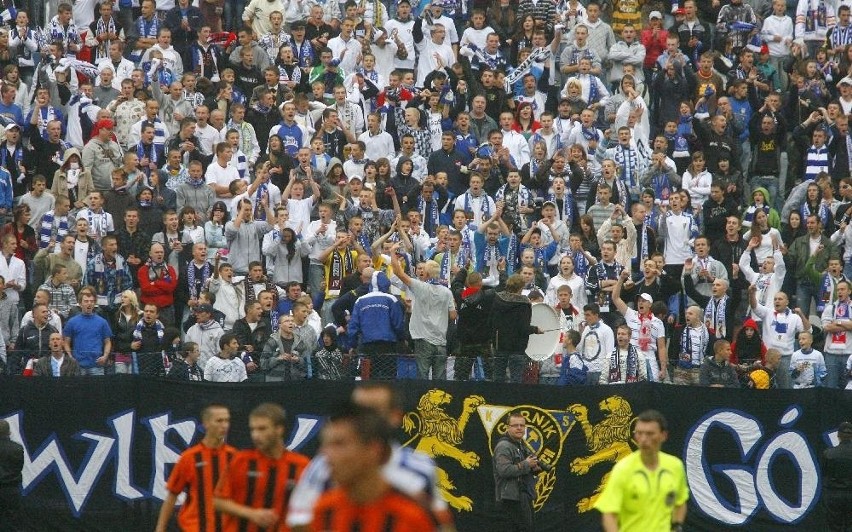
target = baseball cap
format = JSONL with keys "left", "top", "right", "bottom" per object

{"left": 194, "top": 304, "right": 215, "bottom": 314}
{"left": 639, "top": 293, "right": 654, "bottom": 303}
{"left": 649, "top": 10, "right": 662, "bottom": 19}
{"left": 4, "top": 123, "right": 20, "bottom": 131}
{"left": 839, "top": 421, "right": 852, "bottom": 435}
{"left": 348, "top": 174, "right": 363, "bottom": 182}
{"left": 541, "top": 200, "right": 557, "bottom": 210}
{"left": 838, "top": 77, "right": 852, "bottom": 87}
{"left": 290, "top": 20, "right": 305, "bottom": 30}
{"left": 95, "top": 118, "right": 114, "bottom": 130}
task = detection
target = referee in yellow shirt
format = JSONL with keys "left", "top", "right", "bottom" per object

{"left": 594, "top": 410, "right": 690, "bottom": 532}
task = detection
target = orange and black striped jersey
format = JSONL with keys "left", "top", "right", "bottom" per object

{"left": 311, "top": 487, "right": 437, "bottom": 532}
{"left": 215, "top": 448, "right": 310, "bottom": 532}
{"left": 166, "top": 442, "right": 238, "bottom": 532}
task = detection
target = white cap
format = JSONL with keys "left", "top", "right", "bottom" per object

{"left": 639, "top": 293, "right": 654, "bottom": 303}
{"left": 348, "top": 174, "right": 364, "bottom": 182}
{"left": 649, "top": 10, "right": 662, "bottom": 19}
{"left": 4, "top": 123, "right": 20, "bottom": 131}
{"left": 838, "top": 76, "right": 852, "bottom": 87}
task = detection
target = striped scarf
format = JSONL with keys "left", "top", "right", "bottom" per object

{"left": 186, "top": 261, "right": 211, "bottom": 300}
{"left": 94, "top": 17, "right": 117, "bottom": 61}
{"left": 703, "top": 295, "right": 729, "bottom": 339}
{"left": 679, "top": 325, "right": 708, "bottom": 368}
{"left": 38, "top": 210, "right": 69, "bottom": 249}
{"left": 804, "top": 145, "right": 829, "bottom": 181}
{"left": 608, "top": 344, "right": 639, "bottom": 383}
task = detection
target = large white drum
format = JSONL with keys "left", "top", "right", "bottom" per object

{"left": 526, "top": 303, "right": 562, "bottom": 361}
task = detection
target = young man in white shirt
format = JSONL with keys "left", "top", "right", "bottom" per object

{"left": 204, "top": 142, "right": 242, "bottom": 199}
{"left": 203, "top": 332, "right": 247, "bottom": 382}
{"left": 613, "top": 271, "right": 667, "bottom": 382}
{"left": 577, "top": 303, "right": 614, "bottom": 385}
{"left": 821, "top": 279, "right": 852, "bottom": 389}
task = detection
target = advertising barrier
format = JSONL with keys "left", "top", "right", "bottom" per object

{"left": 1, "top": 377, "right": 850, "bottom": 531}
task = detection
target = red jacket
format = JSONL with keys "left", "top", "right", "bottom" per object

{"left": 138, "top": 263, "right": 178, "bottom": 307}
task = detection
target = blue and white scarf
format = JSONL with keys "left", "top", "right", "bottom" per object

{"left": 418, "top": 196, "right": 439, "bottom": 237}
{"left": 186, "top": 261, "right": 211, "bottom": 300}
{"left": 39, "top": 210, "right": 69, "bottom": 249}
{"left": 440, "top": 247, "right": 467, "bottom": 280}
{"left": 703, "top": 295, "right": 728, "bottom": 339}
{"left": 254, "top": 182, "right": 268, "bottom": 221}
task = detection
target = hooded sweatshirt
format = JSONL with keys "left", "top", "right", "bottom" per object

{"left": 490, "top": 290, "right": 538, "bottom": 353}
{"left": 730, "top": 317, "right": 766, "bottom": 365}
{"left": 742, "top": 186, "right": 780, "bottom": 229}
{"left": 348, "top": 271, "right": 405, "bottom": 345}
{"left": 51, "top": 147, "right": 95, "bottom": 206}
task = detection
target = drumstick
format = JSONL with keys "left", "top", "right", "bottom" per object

{"left": 537, "top": 328, "right": 562, "bottom": 333}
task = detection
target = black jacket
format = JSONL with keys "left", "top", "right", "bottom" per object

{"left": 452, "top": 271, "right": 496, "bottom": 346}
{"left": 10, "top": 323, "right": 57, "bottom": 374}
{"left": 0, "top": 436, "right": 24, "bottom": 489}
{"left": 232, "top": 318, "right": 272, "bottom": 364}
{"left": 490, "top": 291, "right": 537, "bottom": 353}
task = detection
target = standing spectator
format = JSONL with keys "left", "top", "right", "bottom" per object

{"left": 390, "top": 243, "right": 456, "bottom": 380}
{"left": 790, "top": 331, "right": 827, "bottom": 388}
{"left": 0, "top": 234, "right": 26, "bottom": 308}
{"left": 166, "top": 342, "right": 204, "bottom": 380}
{"left": 225, "top": 197, "right": 273, "bottom": 276}
{"left": 203, "top": 333, "right": 248, "bottom": 382}
{"left": 795, "top": 0, "right": 836, "bottom": 59}
{"left": 138, "top": 242, "right": 178, "bottom": 325}
{"left": 81, "top": 119, "right": 123, "bottom": 191}
{"left": 577, "top": 303, "right": 615, "bottom": 385}
{"left": 699, "top": 340, "right": 740, "bottom": 387}
{"left": 821, "top": 280, "right": 852, "bottom": 389}
{"left": 84, "top": 235, "right": 133, "bottom": 314}
{"left": 9, "top": 303, "right": 55, "bottom": 375}
{"left": 608, "top": 24, "right": 646, "bottom": 87}
{"left": 640, "top": 12, "right": 667, "bottom": 82}
{"left": 0, "top": 419, "right": 24, "bottom": 531}
{"left": 348, "top": 271, "right": 405, "bottom": 380}
{"left": 231, "top": 301, "right": 270, "bottom": 380}
{"left": 185, "top": 303, "right": 225, "bottom": 370}
{"left": 261, "top": 314, "right": 312, "bottom": 381}
{"left": 63, "top": 291, "right": 112, "bottom": 375}
{"left": 820, "top": 421, "right": 852, "bottom": 532}
{"left": 33, "top": 332, "right": 81, "bottom": 376}
{"left": 38, "top": 265, "right": 76, "bottom": 320}
{"left": 490, "top": 273, "right": 543, "bottom": 383}
{"left": 599, "top": 323, "right": 648, "bottom": 384}
{"left": 112, "top": 290, "right": 142, "bottom": 374}
{"left": 132, "top": 303, "right": 170, "bottom": 376}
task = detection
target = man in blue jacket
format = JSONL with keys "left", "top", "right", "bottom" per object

{"left": 348, "top": 271, "right": 405, "bottom": 380}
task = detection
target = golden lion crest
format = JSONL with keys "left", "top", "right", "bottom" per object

{"left": 402, "top": 389, "right": 485, "bottom": 512}
{"left": 568, "top": 396, "right": 636, "bottom": 512}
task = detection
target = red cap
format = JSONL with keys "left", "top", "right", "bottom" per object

{"left": 95, "top": 118, "right": 114, "bottom": 129}
{"left": 760, "top": 43, "right": 769, "bottom": 55}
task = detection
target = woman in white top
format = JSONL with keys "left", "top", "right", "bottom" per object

{"left": 545, "top": 255, "right": 587, "bottom": 310}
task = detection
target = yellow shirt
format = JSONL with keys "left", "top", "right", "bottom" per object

{"left": 593, "top": 451, "right": 689, "bottom": 532}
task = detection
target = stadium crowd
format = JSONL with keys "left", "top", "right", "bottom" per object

{"left": 0, "top": 0, "right": 851, "bottom": 390}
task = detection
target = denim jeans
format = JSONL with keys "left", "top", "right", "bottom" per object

{"left": 80, "top": 366, "right": 105, "bottom": 376}
{"left": 414, "top": 339, "right": 447, "bottom": 380}
{"left": 823, "top": 352, "right": 849, "bottom": 389}
{"left": 492, "top": 352, "right": 527, "bottom": 383}
{"left": 796, "top": 280, "right": 817, "bottom": 318}
{"left": 223, "top": 0, "right": 246, "bottom": 32}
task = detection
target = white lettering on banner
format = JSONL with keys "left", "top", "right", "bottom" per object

{"left": 685, "top": 406, "right": 820, "bottom": 526}
{"left": 1, "top": 410, "right": 325, "bottom": 517}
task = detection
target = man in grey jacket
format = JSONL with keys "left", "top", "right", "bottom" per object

{"left": 493, "top": 412, "right": 541, "bottom": 531}
{"left": 260, "top": 313, "right": 312, "bottom": 381}
{"left": 224, "top": 197, "right": 273, "bottom": 275}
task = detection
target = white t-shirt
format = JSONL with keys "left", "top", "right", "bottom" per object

{"left": 205, "top": 161, "right": 242, "bottom": 199}
{"left": 203, "top": 355, "right": 247, "bottom": 382}
{"left": 753, "top": 305, "right": 806, "bottom": 354}
{"left": 286, "top": 197, "right": 316, "bottom": 236}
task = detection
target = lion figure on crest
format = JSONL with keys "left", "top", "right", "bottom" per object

{"left": 403, "top": 389, "right": 485, "bottom": 511}
{"left": 568, "top": 396, "right": 635, "bottom": 512}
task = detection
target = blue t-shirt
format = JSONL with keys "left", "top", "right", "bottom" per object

{"left": 64, "top": 313, "right": 112, "bottom": 368}
{"left": 0, "top": 102, "right": 24, "bottom": 127}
